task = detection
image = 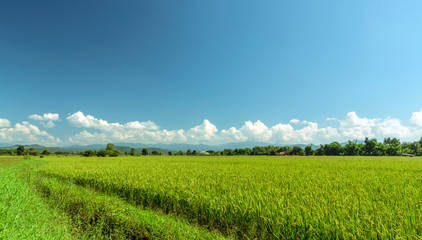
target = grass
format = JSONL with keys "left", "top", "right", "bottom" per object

{"left": 0, "top": 157, "right": 228, "bottom": 240}
{"left": 0, "top": 156, "right": 22, "bottom": 167}
{"left": 0, "top": 158, "right": 74, "bottom": 240}
{"left": 35, "top": 175, "right": 228, "bottom": 240}
{"left": 39, "top": 155, "right": 422, "bottom": 239}
{"left": 3, "top": 155, "right": 422, "bottom": 239}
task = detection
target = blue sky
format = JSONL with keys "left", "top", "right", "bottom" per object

{"left": 1, "top": 1, "right": 422, "bottom": 146}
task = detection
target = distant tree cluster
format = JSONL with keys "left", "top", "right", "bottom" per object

{"left": 82, "top": 143, "right": 121, "bottom": 157}
{"left": 0, "top": 146, "right": 51, "bottom": 156}
{"left": 165, "top": 137, "right": 422, "bottom": 157}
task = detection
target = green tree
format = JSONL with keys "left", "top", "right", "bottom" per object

{"left": 130, "top": 148, "right": 135, "bottom": 156}
{"left": 304, "top": 145, "right": 314, "bottom": 156}
{"left": 325, "top": 142, "right": 344, "bottom": 155}
{"left": 186, "top": 149, "right": 192, "bottom": 155}
{"left": 17, "top": 146, "right": 25, "bottom": 156}
{"left": 41, "top": 149, "right": 50, "bottom": 156}
{"left": 106, "top": 143, "right": 115, "bottom": 151}
{"left": 223, "top": 149, "right": 233, "bottom": 156}
{"left": 291, "top": 146, "right": 304, "bottom": 156}
{"left": 364, "top": 138, "right": 378, "bottom": 156}
{"left": 408, "top": 142, "right": 422, "bottom": 156}
{"left": 142, "top": 148, "right": 148, "bottom": 155}
{"left": 97, "top": 150, "right": 107, "bottom": 157}
{"left": 384, "top": 138, "right": 402, "bottom": 156}
{"left": 168, "top": 151, "right": 172, "bottom": 156}
{"left": 109, "top": 150, "right": 121, "bottom": 157}
{"left": 28, "top": 148, "right": 37, "bottom": 156}
{"left": 83, "top": 150, "right": 95, "bottom": 157}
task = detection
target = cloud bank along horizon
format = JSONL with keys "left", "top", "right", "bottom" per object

{"left": 0, "top": 109, "right": 422, "bottom": 146}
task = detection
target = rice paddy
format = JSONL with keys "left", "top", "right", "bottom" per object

{"left": 1, "top": 155, "right": 422, "bottom": 239}
{"left": 34, "top": 155, "right": 422, "bottom": 239}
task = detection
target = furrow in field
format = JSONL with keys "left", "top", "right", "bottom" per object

{"left": 34, "top": 174, "right": 229, "bottom": 240}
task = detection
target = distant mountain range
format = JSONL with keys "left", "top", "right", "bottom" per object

{"left": 0, "top": 141, "right": 327, "bottom": 153}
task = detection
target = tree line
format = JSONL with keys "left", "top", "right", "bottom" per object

{"left": 169, "top": 137, "right": 422, "bottom": 156}
{"left": 2, "top": 137, "right": 422, "bottom": 157}
{"left": 202, "top": 137, "right": 421, "bottom": 156}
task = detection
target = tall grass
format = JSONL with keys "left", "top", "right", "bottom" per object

{"left": 0, "top": 159, "right": 73, "bottom": 240}
{"left": 39, "top": 156, "right": 422, "bottom": 239}
{"left": 1, "top": 157, "right": 228, "bottom": 240}
{"left": 35, "top": 175, "right": 228, "bottom": 240}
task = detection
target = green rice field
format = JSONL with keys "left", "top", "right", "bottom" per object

{"left": 2, "top": 155, "right": 422, "bottom": 239}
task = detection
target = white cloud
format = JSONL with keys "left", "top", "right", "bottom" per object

{"left": 410, "top": 109, "right": 422, "bottom": 128}
{"left": 66, "top": 111, "right": 186, "bottom": 145}
{"left": 289, "top": 119, "right": 300, "bottom": 124}
{"left": 0, "top": 121, "right": 61, "bottom": 146}
{"left": 186, "top": 120, "right": 218, "bottom": 143}
{"left": 62, "top": 109, "right": 422, "bottom": 145}
{"left": 5, "top": 109, "right": 422, "bottom": 146}
{"left": 239, "top": 120, "right": 272, "bottom": 142}
{"left": 220, "top": 127, "right": 248, "bottom": 142}
{"left": 29, "top": 113, "right": 60, "bottom": 121}
{"left": 67, "top": 111, "right": 116, "bottom": 130}
{"left": 338, "top": 112, "right": 378, "bottom": 139}
{"left": 124, "top": 121, "right": 159, "bottom": 130}
{"left": 0, "top": 119, "right": 11, "bottom": 128}
{"left": 375, "top": 118, "right": 413, "bottom": 138}
{"left": 28, "top": 113, "right": 60, "bottom": 128}
{"left": 270, "top": 121, "right": 340, "bottom": 144}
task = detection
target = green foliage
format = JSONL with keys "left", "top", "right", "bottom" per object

{"left": 41, "top": 149, "right": 50, "bottom": 156}
{"left": 108, "top": 150, "right": 121, "bottom": 157}
{"left": 83, "top": 150, "right": 96, "bottom": 157}
{"left": 17, "top": 145, "right": 25, "bottom": 156}
{"left": 291, "top": 146, "right": 304, "bottom": 155}
{"left": 106, "top": 143, "right": 115, "bottom": 151}
{"left": 28, "top": 148, "right": 38, "bottom": 156}
{"left": 344, "top": 140, "right": 361, "bottom": 155}
{"left": 141, "top": 148, "right": 148, "bottom": 156}
{"left": 304, "top": 145, "right": 314, "bottom": 156}
{"left": 130, "top": 148, "right": 135, "bottom": 156}
{"left": 325, "top": 142, "right": 343, "bottom": 155}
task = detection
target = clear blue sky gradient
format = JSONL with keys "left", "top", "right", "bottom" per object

{"left": 1, "top": 1, "right": 422, "bottom": 144}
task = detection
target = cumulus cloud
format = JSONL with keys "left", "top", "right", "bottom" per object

{"left": 29, "top": 113, "right": 59, "bottom": 121}
{"left": 0, "top": 118, "right": 11, "bottom": 128}
{"left": 186, "top": 120, "right": 218, "bottom": 143}
{"left": 66, "top": 111, "right": 186, "bottom": 145}
{"left": 4, "top": 109, "right": 422, "bottom": 146}
{"left": 410, "top": 109, "right": 422, "bottom": 127}
{"left": 67, "top": 111, "right": 158, "bottom": 131}
{"left": 28, "top": 113, "right": 60, "bottom": 128}
{"left": 375, "top": 118, "right": 412, "bottom": 138}
{"left": 65, "top": 112, "right": 345, "bottom": 145}
{"left": 61, "top": 109, "right": 422, "bottom": 145}
{"left": 337, "top": 112, "right": 378, "bottom": 139}
{"left": 0, "top": 121, "right": 61, "bottom": 146}
{"left": 289, "top": 119, "right": 300, "bottom": 124}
